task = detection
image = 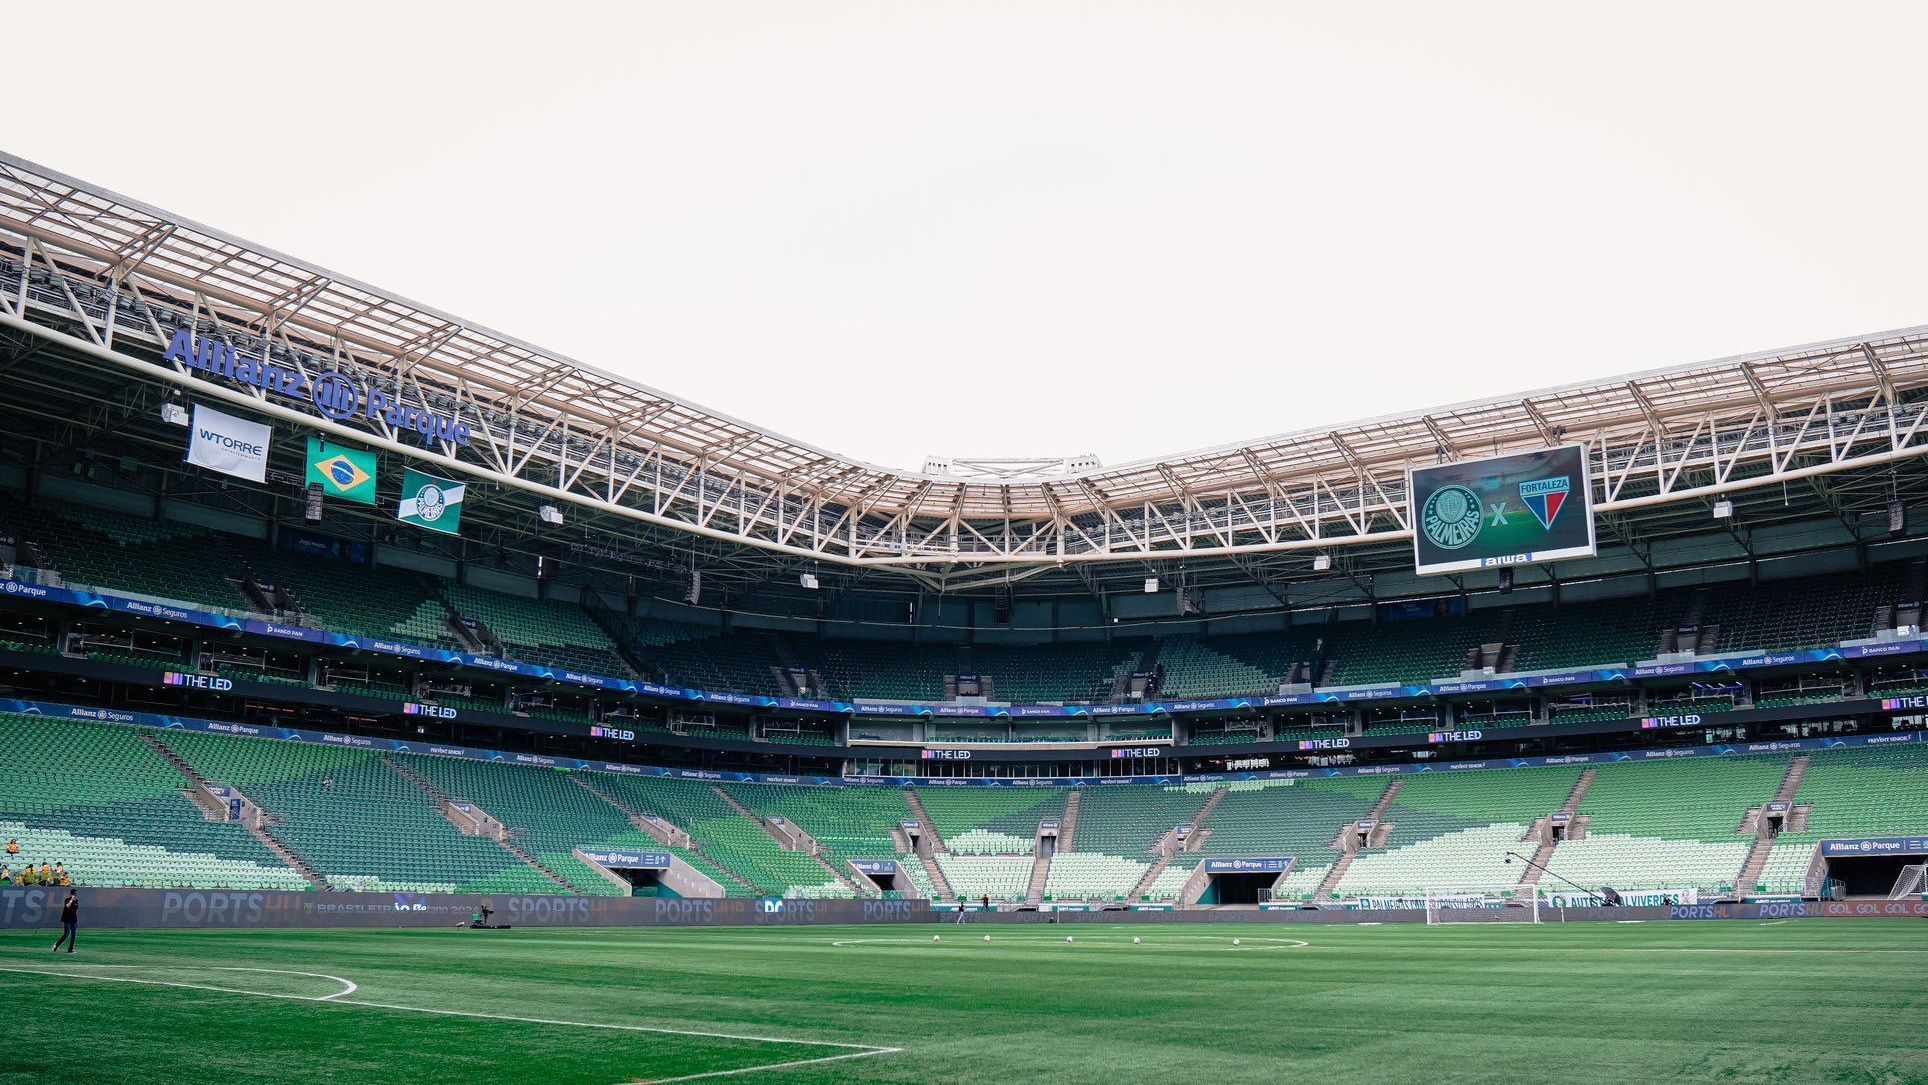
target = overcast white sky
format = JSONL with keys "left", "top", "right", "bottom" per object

{"left": 8, "top": 2, "right": 1927, "bottom": 471}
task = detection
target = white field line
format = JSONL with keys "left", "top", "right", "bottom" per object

{"left": 1409, "top": 945, "right": 1928, "bottom": 954}
{"left": 327, "top": 997, "right": 895, "bottom": 1049}
{"left": 831, "top": 935, "right": 1311, "bottom": 951}
{"left": 0, "top": 962, "right": 900, "bottom": 1082}
{"left": 0, "top": 963, "right": 357, "bottom": 1000}
{"left": 624, "top": 1048, "right": 901, "bottom": 1084}
{"left": 231, "top": 966, "right": 360, "bottom": 1001}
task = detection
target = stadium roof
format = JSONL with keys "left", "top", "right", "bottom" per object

{"left": 5, "top": 150, "right": 1928, "bottom": 597}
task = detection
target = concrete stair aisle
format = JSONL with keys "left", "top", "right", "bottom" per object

{"left": 219, "top": 537, "right": 303, "bottom": 623}
{"left": 568, "top": 775, "right": 667, "bottom": 836}
{"left": 1366, "top": 779, "right": 1406, "bottom": 822}
{"left": 1315, "top": 779, "right": 1406, "bottom": 900}
{"left": 567, "top": 775, "right": 705, "bottom": 852}
{"left": 707, "top": 862, "right": 766, "bottom": 898}
{"left": 1059, "top": 791, "right": 1080, "bottom": 852}
{"left": 139, "top": 731, "right": 219, "bottom": 792}
{"left": 581, "top": 607, "right": 646, "bottom": 680}
{"left": 436, "top": 590, "right": 494, "bottom": 655}
{"left": 1560, "top": 769, "right": 1598, "bottom": 812}
{"left": 1521, "top": 769, "right": 1595, "bottom": 887}
{"left": 566, "top": 776, "right": 762, "bottom": 895}
{"left": 1734, "top": 757, "right": 1812, "bottom": 895}
{"left": 1313, "top": 855, "right": 1357, "bottom": 901}
{"left": 141, "top": 733, "right": 329, "bottom": 890}
{"left": 892, "top": 792, "right": 954, "bottom": 899}
{"left": 920, "top": 853, "right": 955, "bottom": 901}
{"left": 1114, "top": 642, "right": 1163, "bottom": 701}
{"left": 1492, "top": 609, "right": 1519, "bottom": 673}
{"left": 768, "top": 664, "right": 796, "bottom": 696}
{"left": 1025, "top": 850, "right": 1052, "bottom": 905}
{"left": 1126, "top": 787, "right": 1228, "bottom": 901}
{"left": 712, "top": 787, "right": 793, "bottom": 846}
{"left": 1126, "top": 851, "right": 1175, "bottom": 903}
{"left": 1734, "top": 838, "right": 1774, "bottom": 898}
{"left": 900, "top": 790, "right": 949, "bottom": 853}
{"left": 1895, "top": 561, "right": 1928, "bottom": 634}
{"left": 1185, "top": 787, "right": 1230, "bottom": 851}
{"left": 818, "top": 852, "right": 873, "bottom": 897}
{"left": 1774, "top": 756, "right": 1811, "bottom": 804}
{"left": 381, "top": 754, "right": 579, "bottom": 892}
{"left": 711, "top": 787, "right": 872, "bottom": 897}
{"left": 493, "top": 835, "right": 580, "bottom": 894}
{"left": 766, "top": 634, "right": 820, "bottom": 696}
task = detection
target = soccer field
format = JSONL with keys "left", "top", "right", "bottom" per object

{"left": 0, "top": 920, "right": 1922, "bottom": 1084}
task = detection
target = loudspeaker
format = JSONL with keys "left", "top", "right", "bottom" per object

{"left": 303, "top": 482, "right": 323, "bottom": 523}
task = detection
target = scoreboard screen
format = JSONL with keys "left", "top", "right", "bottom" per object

{"left": 1408, "top": 444, "right": 1596, "bottom": 575}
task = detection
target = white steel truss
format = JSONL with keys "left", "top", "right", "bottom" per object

{"left": 5, "top": 151, "right": 1928, "bottom": 572}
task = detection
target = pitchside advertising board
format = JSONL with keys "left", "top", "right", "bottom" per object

{"left": 0, "top": 888, "right": 932, "bottom": 929}
{"left": 1409, "top": 444, "right": 1597, "bottom": 576}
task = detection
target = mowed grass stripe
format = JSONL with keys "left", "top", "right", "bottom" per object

{"left": 1, "top": 921, "right": 1924, "bottom": 1084}
{"left": 0, "top": 975, "right": 834, "bottom": 1085}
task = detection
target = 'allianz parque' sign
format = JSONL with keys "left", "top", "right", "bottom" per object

{"left": 162, "top": 329, "right": 473, "bottom": 447}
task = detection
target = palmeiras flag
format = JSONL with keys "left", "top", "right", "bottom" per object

{"left": 397, "top": 467, "right": 465, "bottom": 536}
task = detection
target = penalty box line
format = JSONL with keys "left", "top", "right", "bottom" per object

{"left": 0, "top": 963, "right": 900, "bottom": 1084}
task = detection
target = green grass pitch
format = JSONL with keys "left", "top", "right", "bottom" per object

{"left": 1, "top": 920, "right": 1923, "bottom": 1083}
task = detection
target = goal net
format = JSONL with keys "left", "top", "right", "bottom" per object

{"left": 1424, "top": 885, "right": 1543, "bottom": 925}
{"left": 1890, "top": 863, "right": 1926, "bottom": 900}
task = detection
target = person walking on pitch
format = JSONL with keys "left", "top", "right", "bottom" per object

{"left": 51, "top": 891, "right": 78, "bottom": 954}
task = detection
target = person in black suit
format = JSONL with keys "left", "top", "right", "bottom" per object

{"left": 51, "top": 891, "right": 77, "bottom": 954}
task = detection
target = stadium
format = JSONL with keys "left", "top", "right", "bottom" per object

{"left": 2, "top": 136, "right": 1927, "bottom": 1083}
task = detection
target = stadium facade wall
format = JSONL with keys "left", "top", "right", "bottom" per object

{"left": 6, "top": 574, "right": 1927, "bottom": 725}
{"left": 1, "top": 693, "right": 1919, "bottom": 788}
{"left": 0, "top": 642, "right": 1893, "bottom": 763}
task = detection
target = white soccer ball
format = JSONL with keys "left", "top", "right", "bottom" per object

{"left": 933, "top": 934, "right": 940, "bottom": 941}
{"left": 1066, "top": 936, "right": 1074, "bottom": 943}
{"left": 1132, "top": 937, "right": 1141, "bottom": 945}
{"left": 983, "top": 934, "right": 991, "bottom": 942}
{"left": 1232, "top": 938, "right": 1241, "bottom": 946}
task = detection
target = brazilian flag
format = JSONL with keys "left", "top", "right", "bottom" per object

{"left": 306, "top": 437, "right": 377, "bottom": 504}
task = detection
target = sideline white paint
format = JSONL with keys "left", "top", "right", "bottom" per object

{"left": 831, "top": 934, "right": 1310, "bottom": 951}
{"left": 0, "top": 962, "right": 900, "bottom": 1083}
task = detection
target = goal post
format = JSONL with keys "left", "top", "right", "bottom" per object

{"left": 1424, "top": 884, "right": 1544, "bottom": 925}
{"left": 1890, "top": 863, "right": 1926, "bottom": 900}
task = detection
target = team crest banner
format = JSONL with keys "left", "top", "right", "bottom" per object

{"left": 305, "top": 438, "right": 377, "bottom": 504}
{"left": 397, "top": 467, "right": 465, "bottom": 536}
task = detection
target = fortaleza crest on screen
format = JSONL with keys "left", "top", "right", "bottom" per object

{"left": 1518, "top": 476, "right": 1572, "bottom": 530}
